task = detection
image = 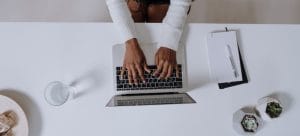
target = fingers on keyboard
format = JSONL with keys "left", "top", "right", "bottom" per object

{"left": 116, "top": 65, "right": 183, "bottom": 91}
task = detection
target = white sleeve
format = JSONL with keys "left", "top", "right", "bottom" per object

{"left": 158, "top": 0, "right": 192, "bottom": 51}
{"left": 106, "top": 0, "right": 137, "bottom": 42}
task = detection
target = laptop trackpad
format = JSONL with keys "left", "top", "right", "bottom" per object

{"left": 106, "top": 93, "right": 196, "bottom": 107}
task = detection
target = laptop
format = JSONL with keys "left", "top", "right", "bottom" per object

{"left": 106, "top": 42, "right": 196, "bottom": 107}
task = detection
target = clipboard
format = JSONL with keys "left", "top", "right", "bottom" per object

{"left": 206, "top": 28, "right": 248, "bottom": 89}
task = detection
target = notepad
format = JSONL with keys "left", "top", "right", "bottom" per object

{"left": 206, "top": 31, "right": 243, "bottom": 83}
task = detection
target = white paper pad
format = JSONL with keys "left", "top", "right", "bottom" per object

{"left": 206, "top": 31, "right": 242, "bottom": 83}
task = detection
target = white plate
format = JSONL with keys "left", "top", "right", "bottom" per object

{"left": 0, "top": 95, "right": 29, "bottom": 136}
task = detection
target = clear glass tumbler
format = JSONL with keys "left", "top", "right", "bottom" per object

{"left": 44, "top": 81, "right": 77, "bottom": 106}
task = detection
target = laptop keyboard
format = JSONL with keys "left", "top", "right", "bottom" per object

{"left": 116, "top": 65, "right": 183, "bottom": 91}
{"left": 116, "top": 97, "right": 184, "bottom": 106}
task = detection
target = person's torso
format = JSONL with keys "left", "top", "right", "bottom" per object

{"left": 137, "top": 0, "right": 170, "bottom": 5}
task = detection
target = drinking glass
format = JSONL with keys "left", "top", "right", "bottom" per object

{"left": 44, "top": 81, "right": 77, "bottom": 106}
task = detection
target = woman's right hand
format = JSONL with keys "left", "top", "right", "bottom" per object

{"left": 121, "top": 38, "right": 150, "bottom": 85}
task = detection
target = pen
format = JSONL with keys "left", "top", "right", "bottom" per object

{"left": 226, "top": 44, "right": 239, "bottom": 78}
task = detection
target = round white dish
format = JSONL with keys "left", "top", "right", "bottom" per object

{"left": 0, "top": 95, "right": 29, "bottom": 136}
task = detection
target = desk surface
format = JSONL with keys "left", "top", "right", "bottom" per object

{"left": 0, "top": 23, "right": 299, "bottom": 136}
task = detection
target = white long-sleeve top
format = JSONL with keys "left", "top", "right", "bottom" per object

{"left": 106, "top": 0, "right": 192, "bottom": 51}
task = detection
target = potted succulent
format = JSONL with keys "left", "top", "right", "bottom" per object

{"left": 241, "top": 114, "right": 259, "bottom": 133}
{"left": 257, "top": 96, "right": 283, "bottom": 120}
{"left": 233, "top": 107, "right": 263, "bottom": 135}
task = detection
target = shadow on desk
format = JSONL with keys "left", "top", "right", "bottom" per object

{"left": 69, "top": 67, "right": 102, "bottom": 99}
{"left": 0, "top": 89, "right": 43, "bottom": 136}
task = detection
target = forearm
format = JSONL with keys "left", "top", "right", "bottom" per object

{"left": 106, "top": 0, "right": 137, "bottom": 43}
{"left": 158, "top": 0, "right": 192, "bottom": 51}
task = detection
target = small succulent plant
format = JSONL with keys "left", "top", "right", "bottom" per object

{"left": 266, "top": 102, "right": 283, "bottom": 118}
{"left": 241, "top": 115, "right": 259, "bottom": 133}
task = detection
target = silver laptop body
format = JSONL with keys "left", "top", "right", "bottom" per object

{"left": 106, "top": 43, "right": 195, "bottom": 107}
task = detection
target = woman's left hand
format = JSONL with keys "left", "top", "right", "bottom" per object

{"left": 153, "top": 47, "right": 179, "bottom": 79}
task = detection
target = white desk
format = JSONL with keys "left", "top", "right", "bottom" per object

{"left": 0, "top": 23, "right": 299, "bottom": 136}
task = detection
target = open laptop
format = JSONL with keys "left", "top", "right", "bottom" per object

{"left": 106, "top": 43, "right": 196, "bottom": 107}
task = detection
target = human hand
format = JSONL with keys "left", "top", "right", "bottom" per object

{"left": 121, "top": 38, "right": 150, "bottom": 85}
{"left": 153, "top": 47, "right": 179, "bottom": 79}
